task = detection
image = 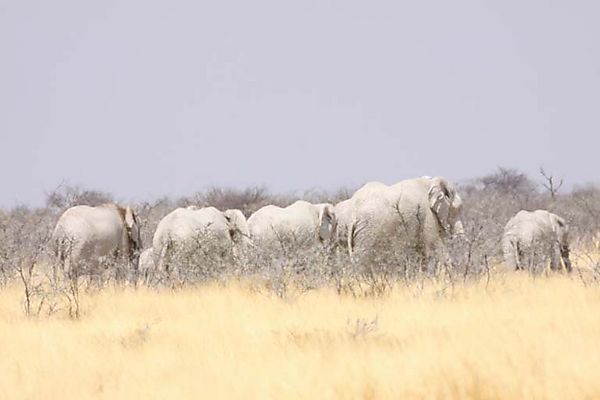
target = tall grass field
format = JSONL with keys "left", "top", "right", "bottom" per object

{"left": 1, "top": 272, "right": 599, "bottom": 399}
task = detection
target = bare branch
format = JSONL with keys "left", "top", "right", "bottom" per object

{"left": 539, "top": 166, "right": 564, "bottom": 200}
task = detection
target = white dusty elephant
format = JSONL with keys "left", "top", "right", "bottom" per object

{"left": 247, "top": 200, "right": 336, "bottom": 269}
{"left": 152, "top": 206, "right": 250, "bottom": 277}
{"left": 502, "top": 210, "right": 571, "bottom": 273}
{"left": 336, "top": 177, "right": 463, "bottom": 268}
{"left": 50, "top": 204, "right": 142, "bottom": 278}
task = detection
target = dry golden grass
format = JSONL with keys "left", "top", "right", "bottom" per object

{"left": 1, "top": 273, "right": 600, "bottom": 399}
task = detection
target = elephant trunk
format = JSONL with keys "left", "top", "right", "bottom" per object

{"left": 560, "top": 245, "right": 572, "bottom": 273}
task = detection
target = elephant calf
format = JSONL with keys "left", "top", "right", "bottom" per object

{"left": 502, "top": 210, "right": 571, "bottom": 273}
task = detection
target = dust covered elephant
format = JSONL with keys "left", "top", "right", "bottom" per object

{"left": 152, "top": 206, "right": 250, "bottom": 279}
{"left": 336, "top": 177, "right": 463, "bottom": 269}
{"left": 502, "top": 210, "right": 571, "bottom": 273}
{"left": 247, "top": 200, "right": 336, "bottom": 270}
{"left": 50, "top": 204, "right": 142, "bottom": 278}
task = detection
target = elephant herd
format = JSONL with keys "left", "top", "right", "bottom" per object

{"left": 49, "top": 176, "right": 573, "bottom": 282}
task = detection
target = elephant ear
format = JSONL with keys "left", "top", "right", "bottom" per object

{"left": 318, "top": 204, "right": 336, "bottom": 241}
{"left": 123, "top": 206, "right": 142, "bottom": 253}
{"left": 224, "top": 209, "right": 249, "bottom": 243}
{"left": 428, "top": 178, "right": 452, "bottom": 230}
{"left": 549, "top": 214, "right": 569, "bottom": 241}
{"left": 124, "top": 206, "right": 137, "bottom": 229}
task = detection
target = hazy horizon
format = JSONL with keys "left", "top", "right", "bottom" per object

{"left": 2, "top": 1, "right": 599, "bottom": 208}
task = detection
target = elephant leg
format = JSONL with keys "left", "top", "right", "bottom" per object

{"left": 516, "top": 243, "right": 527, "bottom": 271}
{"left": 502, "top": 239, "right": 520, "bottom": 270}
{"left": 550, "top": 244, "right": 572, "bottom": 273}
{"left": 549, "top": 245, "right": 562, "bottom": 271}
{"left": 156, "top": 241, "right": 173, "bottom": 283}
{"left": 52, "top": 261, "right": 64, "bottom": 285}
{"left": 54, "top": 241, "right": 74, "bottom": 282}
{"left": 65, "top": 253, "right": 77, "bottom": 281}
{"left": 561, "top": 245, "right": 572, "bottom": 272}
{"left": 51, "top": 251, "right": 64, "bottom": 284}
{"left": 66, "top": 257, "right": 77, "bottom": 282}
{"left": 83, "top": 258, "right": 99, "bottom": 288}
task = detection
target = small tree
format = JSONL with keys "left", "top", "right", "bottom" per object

{"left": 45, "top": 183, "right": 114, "bottom": 210}
{"left": 478, "top": 167, "right": 537, "bottom": 195}
{"left": 184, "top": 186, "right": 274, "bottom": 217}
{"left": 539, "top": 166, "right": 564, "bottom": 200}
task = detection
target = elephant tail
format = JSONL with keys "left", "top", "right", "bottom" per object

{"left": 346, "top": 222, "right": 354, "bottom": 258}
{"left": 347, "top": 219, "right": 360, "bottom": 261}
{"left": 560, "top": 244, "right": 572, "bottom": 273}
{"left": 157, "top": 238, "right": 173, "bottom": 273}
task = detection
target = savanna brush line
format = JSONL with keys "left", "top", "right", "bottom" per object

{"left": 47, "top": 176, "right": 574, "bottom": 281}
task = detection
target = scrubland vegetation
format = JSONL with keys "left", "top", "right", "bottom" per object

{"left": 1, "top": 167, "right": 600, "bottom": 398}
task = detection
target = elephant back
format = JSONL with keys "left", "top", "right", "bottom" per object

{"left": 504, "top": 210, "right": 551, "bottom": 245}
{"left": 53, "top": 205, "right": 125, "bottom": 253}
{"left": 156, "top": 207, "right": 228, "bottom": 240}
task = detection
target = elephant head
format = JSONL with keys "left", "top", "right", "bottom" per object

{"left": 428, "top": 177, "right": 463, "bottom": 235}
{"left": 549, "top": 213, "right": 571, "bottom": 272}
{"left": 223, "top": 209, "right": 250, "bottom": 244}
{"left": 317, "top": 203, "right": 337, "bottom": 242}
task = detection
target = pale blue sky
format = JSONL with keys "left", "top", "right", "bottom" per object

{"left": 1, "top": 0, "right": 599, "bottom": 207}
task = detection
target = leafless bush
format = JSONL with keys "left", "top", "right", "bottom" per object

{"left": 45, "top": 183, "right": 114, "bottom": 211}
{"left": 476, "top": 167, "right": 538, "bottom": 198}
{"left": 176, "top": 186, "right": 291, "bottom": 218}
{"left": 553, "top": 184, "right": 600, "bottom": 250}
{"left": 455, "top": 167, "right": 548, "bottom": 275}
{"left": 246, "top": 234, "right": 337, "bottom": 297}
{"left": 149, "top": 230, "right": 246, "bottom": 288}
{"left": 1, "top": 206, "right": 55, "bottom": 282}
{"left": 301, "top": 186, "right": 355, "bottom": 205}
